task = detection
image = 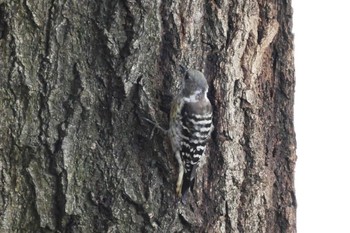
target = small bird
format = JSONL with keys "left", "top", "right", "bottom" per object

{"left": 169, "top": 66, "right": 213, "bottom": 203}
{"left": 144, "top": 66, "right": 213, "bottom": 203}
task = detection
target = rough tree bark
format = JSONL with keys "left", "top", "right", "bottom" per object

{"left": 0, "top": 0, "right": 296, "bottom": 232}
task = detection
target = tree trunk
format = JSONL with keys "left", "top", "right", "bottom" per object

{"left": 0, "top": 0, "right": 296, "bottom": 232}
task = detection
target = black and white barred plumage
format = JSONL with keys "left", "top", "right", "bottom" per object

{"left": 169, "top": 67, "right": 213, "bottom": 203}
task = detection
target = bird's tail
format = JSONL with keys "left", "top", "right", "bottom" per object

{"left": 181, "top": 168, "right": 197, "bottom": 204}
{"left": 181, "top": 178, "right": 195, "bottom": 204}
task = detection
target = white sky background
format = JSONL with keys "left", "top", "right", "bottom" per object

{"left": 293, "top": 0, "right": 350, "bottom": 232}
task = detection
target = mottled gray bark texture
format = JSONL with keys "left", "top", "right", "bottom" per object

{"left": 0, "top": 0, "right": 296, "bottom": 232}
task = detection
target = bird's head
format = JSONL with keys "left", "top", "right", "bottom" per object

{"left": 182, "top": 68, "right": 209, "bottom": 101}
